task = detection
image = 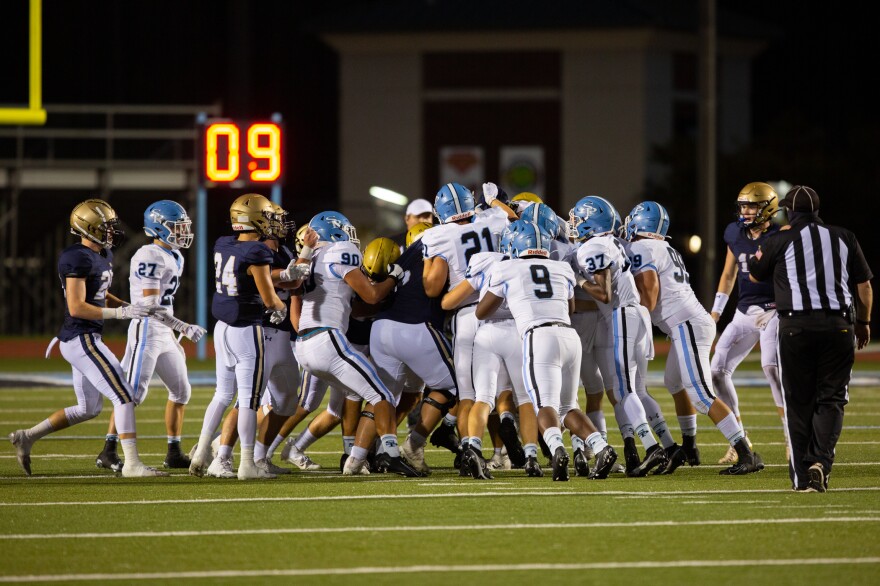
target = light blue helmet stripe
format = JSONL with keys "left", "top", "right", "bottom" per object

{"left": 447, "top": 183, "right": 461, "bottom": 214}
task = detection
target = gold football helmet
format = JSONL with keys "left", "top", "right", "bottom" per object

{"left": 294, "top": 224, "right": 311, "bottom": 254}
{"left": 406, "top": 221, "right": 432, "bottom": 248}
{"left": 510, "top": 192, "right": 543, "bottom": 214}
{"left": 269, "top": 202, "right": 296, "bottom": 240}
{"left": 362, "top": 237, "right": 401, "bottom": 281}
{"left": 737, "top": 182, "right": 779, "bottom": 228}
{"left": 70, "top": 199, "right": 124, "bottom": 249}
{"left": 229, "top": 193, "right": 275, "bottom": 237}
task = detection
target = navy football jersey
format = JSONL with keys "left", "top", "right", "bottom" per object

{"left": 261, "top": 244, "right": 295, "bottom": 333}
{"left": 57, "top": 243, "right": 114, "bottom": 342}
{"left": 211, "top": 235, "right": 274, "bottom": 326}
{"left": 377, "top": 241, "right": 445, "bottom": 330}
{"left": 723, "top": 222, "right": 778, "bottom": 311}
{"left": 346, "top": 315, "right": 374, "bottom": 346}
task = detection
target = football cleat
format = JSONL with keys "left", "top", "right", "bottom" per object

{"left": 401, "top": 437, "right": 430, "bottom": 475}
{"left": 239, "top": 459, "right": 277, "bottom": 480}
{"left": 655, "top": 444, "right": 687, "bottom": 475}
{"left": 339, "top": 453, "right": 349, "bottom": 472}
{"left": 551, "top": 446, "right": 570, "bottom": 481}
{"left": 459, "top": 447, "right": 474, "bottom": 477}
{"left": 376, "top": 454, "right": 421, "bottom": 477}
{"left": 121, "top": 461, "right": 170, "bottom": 478}
{"left": 283, "top": 445, "right": 321, "bottom": 470}
{"left": 429, "top": 423, "right": 460, "bottom": 455}
{"left": 467, "top": 447, "right": 493, "bottom": 480}
{"left": 573, "top": 448, "right": 590, "bottom": 477}
{"left": 610, "top": 462, "right": 626, "bottom": 474}
{"left": 498, "top": 418, "right": 526, "bottom": 468}
{"left": 719, "top": 438, "right": 764, "bottom": 476}
{"left": 623, "top": 437, "right": 641, "bottom": 475}
{"left": 188, "top": 447, "right": 213, "bottom": 477}
{"left": 96, "top": 443, "right": 123, "bottom": 473}
{"left": 8, "top": 430, "right": 33, "bottom": 476}
{"left": 264, "top": 457, "right": 291, "bottom": 475}
{"left": 342, "top": 456, "right": 370, "bottom": 476}
{"left": 524, "top": 455, "right": 544, "bottom": 477}
{"left": 588, "top": 445, "right": 618, "bottom": 480}
{"left": 627, "top": 444, "right": 668, "bottom": 477}
{"left": 486, "top": 451, "right": 512, "bottom": 471}
{"left": 206, "top": 456, "right": 237, "bottom": 479}
{"left": 718, "top": 444, "right": 738, "bottom": 465}
{"left": 163, "top": 443, "right": 191, "bottom": 469}
{"left": 682, "top": 434, "right": 701, "bottom": 466}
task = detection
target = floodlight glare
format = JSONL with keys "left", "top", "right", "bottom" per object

{"left": 369, "top": 186, "right": 408, "bottom": 207}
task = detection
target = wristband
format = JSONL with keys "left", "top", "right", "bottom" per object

{"left": 298, "top": 246, "right": 314, "bottom": 261}
{"left": 101, "top": 307, "right": 121, "bottom": 320}
{"left": 856, "top": 318, "right": 871, "bottom": 325}
{"left": 711, "top": 292, "right": 729, "bottom": 315}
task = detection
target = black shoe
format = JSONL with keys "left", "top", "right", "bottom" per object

{"left": 376, "top": 454, "right": 421, "bottom": 477}
{"left": 96, "top": 441, "right": 123, "bottom": 473}
{"left": 654, "top": 444, "right": 686, "bottom": 476}
{"left": 682, "top": 434, "right": 701, "bottom": 466}
{"left": 806, "top": 463, "right": 826, "bottom": 492}
{"left": 163, "top": 443, "right": 192, "bottom": 469}
{"left": 525, "top": 455, "right": 544, "bottom": 477}
{"left": 459, "top": 447, "right": 473, "bottom": 477}
{"left": 538, "top": 434, "right": 553, "bottom": 462}
{"left": 623, "top": 437, "right": 641, "bottom": 475}
{"left": 588, "top": 445, "right": 618, "bottom": 480}
{"left": 719, "top": 438, "right": 763, "bottom": 475}
{"left": 573, "top": 448, "right": 590, "bottom": 477}
{"left": 627, "top": 444, "right": 668, "bottom": 477}
{"left": 498, "top": 419, "right": 526, "bottom": 468}
{"left": 551, "top": 446, "right": 570, "bottom": 481}
{"left": 339, "top": 453, "right": 348, "bottom": 472}
{"left": 430, "top": 423, "right": 460, "bottom": 455}
{"left": 467, "top": 447, "right": 493, "bottom": 480}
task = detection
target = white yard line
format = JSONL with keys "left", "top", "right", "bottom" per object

{"left": 1, "top": 517, "right": 878, "bottom": 541}
{"left": 0, "top": 557, "right": 878, "bottom": 582}
{"left": 1, "top": 487, "right": 880, "bottom": 507}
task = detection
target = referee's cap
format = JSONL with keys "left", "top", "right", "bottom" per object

{"left": 780, "top": 185, "right": 820, "bottom": 212}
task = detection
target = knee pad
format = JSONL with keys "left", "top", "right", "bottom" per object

{"left": 423, "top": 393, "right": 455, "bottom": 416}
{"left": 360, "top": 410, "right": 375, "bottom": 421}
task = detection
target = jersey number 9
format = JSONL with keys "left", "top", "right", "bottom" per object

{"left": 530, "top": 265, "right": 554, "bottom": 299}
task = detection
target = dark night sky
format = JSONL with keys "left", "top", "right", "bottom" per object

{"left": 2, "top": 1, "right": 877, "bottom": 251}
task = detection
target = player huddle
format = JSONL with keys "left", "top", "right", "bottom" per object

{"left": 10, "top": 180, "right": 784, "bottom": 482}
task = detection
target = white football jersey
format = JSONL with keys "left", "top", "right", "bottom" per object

{"left": 299, "top": 240, "right": 362, "bottom": 332}
{"left": 628, "top": 238, "right": 706, "bottom": 333}
{"left": 129, "top": 244, "right": 184, "bottom": 322}
{"left": 422, "top": 206, "right": 509, "bottom": 305}
{"left": 486, "top": 258, "right": 574, "bottom": 337}
{"left": 576, "top": 235, "right": 640, "bottom": 317}
{"left": 466, "top": 251, "right": 512, "bottom": 320}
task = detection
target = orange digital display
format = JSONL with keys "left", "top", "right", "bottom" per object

{"left": 203, "top": 120, "right": 284, "bottom": 184}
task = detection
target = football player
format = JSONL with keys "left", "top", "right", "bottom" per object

{"left": 9, "top": 199, "right": 165, "bottom": 477}
{"left": 294, "top": 211, "right": 415, "bottom": 476}
{"left": 189, "top": 193, "right": 304, "bottom": 480}
{"left": 93, "top": 200, "right": 205, "bottom": 473}
{"left": 710, "top": 182, "right": 785, "bottom": 464}
{"left": 477, "top": 220, "right": 618, "bottom": 481}
{"left": 625, "top": 201, "right": 764, "bottom": 475}
{"left": 571, "top": 196, "right": 669, "bottom": 476}
{"left": 422, "top": 182, "right": 514, "bottom": 461}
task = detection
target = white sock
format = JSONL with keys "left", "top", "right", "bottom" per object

{"left": 494, "top": 447, "right": 502, "bottom": 456}
{"left": 586, "top": 431, "right": 609, "bottom": 454}
{"left": 120, "top": 438, "right": 140, "bottom": 466}
{"left": 459, "top": 437, "right": 470, "bottom": 449}
{"left": 571, "top": 434, "right": 586, "bottom": 453}
{"left": 470, "top": 437, "right": 483, "bottom": 453}
{"left": 267, "top": 434, "right": 285, "bottom": 458}
{"left": 678, "top": 414, "right": 697, "bottom": 437}
{"left": 240, "top": 446, "right": 255, "bottom": 468}
{"left": 612, "top": 401, "right": 634, "bottom": 438}
{"left": 342, "top": 435, "right": 355, "bottom": 455}
{"left": 443, "top": 414, "right": 457, "bottom": 426}
{"left": 350, "top": 445, "right": 369, "bottom": 461}
{"left": 26, "top": 419, "right": 54, "bottom": 441}
{"left": 716, "top": 412, "right": 745, "bottom": 445}
{"left": 634, "top": 423, "right": 658, "bottom": 450}
{"left": 218, "top": 444, "right": 233, "bottom": 459}
{"left": 523, "top": 443, "right": 538, "bottom": 458}
{"left": 254, "top": 441, "right": 267, "bottom": 461}
{"left": 542, "top": 427, "right": 564, "bottom": 453}
{"left": 381, "top": 434, "right": 400, "bottom": 458}
{"left": 294, "top": 429, "right": 319, "bottom": 452}
{"left": 500, "top": 411, "right": 515, "bottom": 423}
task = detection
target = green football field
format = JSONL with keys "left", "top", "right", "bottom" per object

{"left": 1, "top": 384, "right": 878, "bottom": 584}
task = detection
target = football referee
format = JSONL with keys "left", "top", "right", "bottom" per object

{"left": 748, "top": 185, "right": 873, "bottom": 492}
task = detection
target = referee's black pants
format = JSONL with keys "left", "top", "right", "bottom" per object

{"left": 778, "top": 315, "right": 854, "bottom": 489}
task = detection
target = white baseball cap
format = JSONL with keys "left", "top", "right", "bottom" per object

{"left": 405, "top": 198, "right": 433, "bottom": 216}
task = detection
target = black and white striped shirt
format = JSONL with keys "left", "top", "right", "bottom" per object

{"left": 748, "top": 217, "right": 872, "bottom": 312}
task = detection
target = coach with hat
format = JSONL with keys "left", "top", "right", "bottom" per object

{"left": 747, "top": 185, "right": 873, "bottom": 492}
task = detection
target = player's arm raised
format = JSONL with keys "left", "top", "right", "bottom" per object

{"left": 711, "top": 247, "right": 738, "bottom": 322}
